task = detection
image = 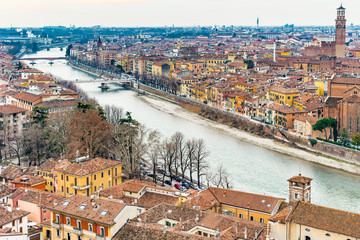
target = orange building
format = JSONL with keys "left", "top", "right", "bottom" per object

{"left": 11, "top": 175, "right": 46, "bottom": 190}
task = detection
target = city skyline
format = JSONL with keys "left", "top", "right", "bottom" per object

{"left": 0, "top": 0, "right": 358, "bottom": 28}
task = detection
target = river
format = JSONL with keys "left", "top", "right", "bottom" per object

{"left": 21, "top": 48, "right": 360, "bottom": 213}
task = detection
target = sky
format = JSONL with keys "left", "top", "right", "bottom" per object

{"left": 0, "top": 0, "right": 358, "bottom": 28}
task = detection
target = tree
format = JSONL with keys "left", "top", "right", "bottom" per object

{"left": 339, "top": 127, "right": 350, "bottom": 146}
{"left": 193, "top": 139, "right": 209, "bottom": 187}
{"left": 66, "top": 109, "right": 112, "bottom": 159}
{"left": 10, "top": 136, "right": 23, "bottom": 166}
{"left": 173, "top": 132, "right": 189, "bottom": 179}
{"left": 103, "top": 105, "right": 124, "bottom": 124}
{"left": 212, "top": 164, "right": 233, "bottom": 189}
{"left": 352, "top": 134, "right": 360, "bottom": 148}
{"left": 309, "top": 138, "right": 317, "bottom": 147}
{"left": 171, "top": 132, "right": 186, "bottom": 178}
{"left": 23, "top": 124, "right": 48, "bottom": 166}
{"left": 313, "top": 118, "right": 338, "bottom": 141}
{"left": 244, "top": 59, "right": 254, "bottom": 69}
{"left": 66, "top": 44, "right": 73, "bottom": 57}
{"left": 31, "top": 107, "right": 49, "bottom": 124}
{"left": 159, "top": 138, "right": 177, "bottom": 184}
{"left": 186, "top": 139, "right": 196, "bottom": 183}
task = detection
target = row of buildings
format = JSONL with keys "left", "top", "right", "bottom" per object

{"left": 1, "top": 157, "right": 360, "bottom": 240}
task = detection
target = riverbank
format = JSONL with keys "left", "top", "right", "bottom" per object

{"left": 140, "top": 93, "right": 360, "bottom": 175}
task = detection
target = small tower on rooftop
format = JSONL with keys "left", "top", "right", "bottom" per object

{"left": 288, "top": 174, "right": 312, "bottom": 205}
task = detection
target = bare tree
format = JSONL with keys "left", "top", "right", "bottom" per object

{"left": 186, "top": 139, "right": 196, "bottom": 183}
{"left": 194, "top": 139, "right": 209, "bottom": 187}
{"left": 103, "top": 105, "right": 124, "bottom": 124}
{"left": 159, "top": 138, "right": 176, "bottom": 184}
{"left": 10, "top": 136, "right": 23, "bottom": 166}
{"left": 204, "top": 169, "right": 214, "bottom": 188}
{"left": 112, "top": 123, "right": 160, "bottom": 179}
{"left": 210, "top": 164, "right": 233, "bottom": 189}
{"left": 147, "top": 142, "right": 160, "bottom": 184}
{"left": 171, "top": 132, "right": 186, "bottom": 178}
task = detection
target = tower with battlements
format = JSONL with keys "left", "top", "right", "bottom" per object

{"left": 335, "top": 4, "right": 346, "bottom": 58}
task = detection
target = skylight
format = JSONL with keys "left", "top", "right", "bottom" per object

{"left": 94, "top": 205, "right": 100, "bottom": 210}
{"left": 63, "top": 201, "right": 70, "bottom": 206}
{"left": 100, "top": 210, "right": 108, "bottom": 216}
{"left": 267, "top": 204, "right": 271, "bottom": 208}
{"left": 261, "top": 200, "right": 265, "bottom": 203}
{"left": 79, "top": 204, "right": 87, "bottom": 210}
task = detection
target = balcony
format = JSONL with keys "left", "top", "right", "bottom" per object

{"left": 96, "top": 235, "right": 105, "bottom": 240}
{"left": 51, "top": 221, "right": 60, "bottom": 229}
{"left": 73, "top": 228, "right": 83, "bottom": 235}
{"left": 71, "top": 183, "right": 92, "bottom": 190}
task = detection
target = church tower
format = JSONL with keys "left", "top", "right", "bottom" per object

{"left": 288, "top": 174, "right": 312, "bottom": 205}
{"left": 335, "top": 4, "right": 346, "bottom": 58}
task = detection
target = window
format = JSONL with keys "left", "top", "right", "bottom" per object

{"left": 66, "top": 217, "right": 70, "bottom": 225}
{"left": 101, "top": 172, "right": 104, "bottom": 178}
{"left": 61, "top": 175, "right": 64, "bottom": 180}
{"left": 43, "top": 209, "right": 46, "bottom": 213}
{"left": 100, "top": 227, "right": 105, "bottom": 236}
{"left": 66, "top": 187, "right": 69, "bottom": 194}
{"left": 57, "top": 230, "right": 60, "bottom": 237}
{"left": 94, "top": 174, "right": 97, "bottom": 181}
{"left": 250, "top": 216, "right": 254, "bottom": 221}
{"left": 260, "top": 218, "right": 264, "bottom": 223}
{"left": 108, "top": 170, "right": 111, "bottom": 176}
{"left": 305, "top": 228, "right": 310, "bottom": 232}
{"left": 350, "top": 116, "right": 352, "bottom": 132}
{"left": 88, "top": 223, "right": 93, "bottom": 232}
{"left": 305, "top": 237, "right": 311, "bottom": 240}
{"left": 66, "top": 176, "right": 69, "bottom": 182}
{"left": 239, "top": 214, "right": 243, "bottom": 218}
{"left": 61, "top": 186, "right": 64, "bottom": 192}
{"left": 295, "top": 193, "right": 298, "bottom": 199}
{"left": 67, "top": 232, "right": 70, "bottom": 240}
{"left": 115, "top": 168, "right": 118, "bottom": 176}
{"left": 79, "top": 204, "right": 87, "bottom": 210}
{"left": 77, "top": 220, "right": 81, "bottom": 229}
{"left": 326, "top": 233, "right": 331, "bottom": 237}
{"left": 165, "top": 221, "right": 171, "bottom": 226}
{"left": 56, "top": 214, "right": 60, "bottom": 223}
{"left": 94, "top": 186, "right": 97, "bottom": 192}
{"left": 100, "top": 210, "right": 108, "bottom": 216}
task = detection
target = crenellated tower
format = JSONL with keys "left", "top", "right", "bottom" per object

{"left": 335, "top": 4, "right": 346, "bottom": 58}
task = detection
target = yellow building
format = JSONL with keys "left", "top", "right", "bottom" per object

{"left": 152, "top": 62, "right": 171, "bottom": 77}
{"left": 185, "top": 187, "right": 285, "bottom": 224}
{"left": 266, "top": 86, "right": 300, "bottom": 105}
{"left": 56, "top": 158, "right": 122, "bottom": 197}
{"left": 314, "top": 79, "right": 326, "bottom": 96}
{"left": 37, "top": 159, "right": 57, "bottom": 193}
{"left": 44, "top": 195, "right": 141, "bottom": 240}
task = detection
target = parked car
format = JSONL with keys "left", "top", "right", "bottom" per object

{"left": 165, "top": 180, "right": 172, "bottom": 185}
{"left": 189, "top": 183, "right": 199, "bottom": 190}
{"left": 175, "top": 176, "right": 182, "bottom": 182}
{"left": 181, "top": 182, "right": 189, "bottom": 189}
{"left": 165, "top": 172, "right": 171, "bottom": 177}
{"left": 180, "top": 186, "right": 187, "bottom": 191}
{"left": 174, "top": 183, "right": 181, "bottom": 189}
{"left": 147, "top": 173, "right": 156, "bottom": 178}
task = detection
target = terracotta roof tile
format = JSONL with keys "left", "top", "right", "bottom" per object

{"left": 47, "top": 195, "right": 126, "bottom": 225}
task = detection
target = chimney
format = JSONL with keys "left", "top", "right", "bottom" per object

{"left": 223, "top": 191, "right": 227, "bottom": 198}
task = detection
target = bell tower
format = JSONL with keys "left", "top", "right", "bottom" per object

{"left": 335, "top": 4, "right": 346, "bottom": 58}
{"left": 288, "top": 174, "right": 312, "bottom": 206}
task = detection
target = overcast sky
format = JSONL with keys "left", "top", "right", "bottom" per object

{"left": 0, "top": 0, "right": 357, "bottom": 28}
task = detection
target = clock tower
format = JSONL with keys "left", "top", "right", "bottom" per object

{"left": 335, "top": 4, "right": 346, "bottom": 58}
